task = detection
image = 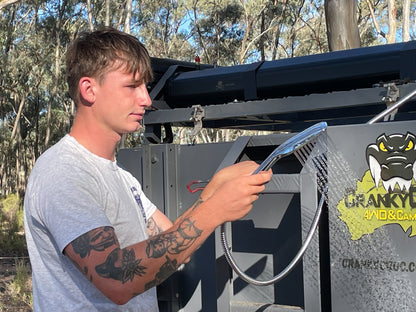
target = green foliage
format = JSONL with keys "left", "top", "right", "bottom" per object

{"left": 7, "top": 259, "right": 33, "bottom": 308}
{"left": 0, "top": 0, "right": 415, "bottom": 199}
{"left": 0, "top": 194, "right": 27, "bottom": 255}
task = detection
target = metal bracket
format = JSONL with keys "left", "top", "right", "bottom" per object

{"left": 381, "top": 83, "right": 400, "bottom": 121}
{"left": 143, "top": 123, "right": 173, "bottom": 144}
{"left": 189, "top": 105, "right": 205, "bottom": 137}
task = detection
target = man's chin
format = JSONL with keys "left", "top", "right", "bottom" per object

{"left": 123, "top": 124, "right": 142, "bottom": 134}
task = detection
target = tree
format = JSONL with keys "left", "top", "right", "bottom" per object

{"left": 0, "top": 0, "right": 20, "bottom": 10}
{"left": 325, "top": 0, "right": 361, "bottom": 50}
{"left": 403, "top": 0, "right": 411, "bottom": 41}
{"left": 139, "top": 0, "right": 193, "bottom": 60}
{"left": 386, "top": 0, "right": 397, "bottom": 43}
{"left": 186, "top": 0, "right": 245, "bottom": 65}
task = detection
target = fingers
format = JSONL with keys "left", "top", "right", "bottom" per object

{"left": 217, "top": 161, "right": 258, "bottom": 178}
{"left": 248, "top": 169, "right": 273, "bottom": 186}
{"left": 202, "top": 163, "right": 272, "bottom": 221}
{"left": 210, "top": 171, "right": 271, "bottom": 222}
{"left": 202, "top": 161, "right": 261, "bottom": 200}
{"left": 230, "top": 161, "right": 260, "bottom": 176}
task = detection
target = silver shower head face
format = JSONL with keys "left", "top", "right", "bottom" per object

{"left": 253, "top": 122, "right": 328, "bottom": 174}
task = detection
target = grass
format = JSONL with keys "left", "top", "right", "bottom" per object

{"left": 6, "top": 259, "right": 33, "bottom": 307}
{"left": 0, "top": 193, "right": 28, "bottom": 255}
{"left": 0, "top": 193, "right": 33, "bottom": 310}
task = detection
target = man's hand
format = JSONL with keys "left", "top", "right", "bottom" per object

{"left": 201, "top": 161, "right": 269, "bottom": 200}
{"left": 201, "top": 164, "right": 272, "bottom": 224}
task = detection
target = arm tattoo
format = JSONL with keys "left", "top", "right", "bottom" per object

{"left": 146, "top": 218, "right": 202, "bottom": 259}
{"left": 190, "top": 196, "right": 203, "bottom": 212}
{"left": 175, "top": 196, "right": 204, "bottom": 224}
{"left": 146, "top": 216, "right": 162, "bottom": 237}
{"left": 72, "top": 226, "right": 116, "bottom": 258}
{"left": 96, "top": 248, "right": 147, "bottom": 283}
{"left": 145, "top": 256, "right": 178, "bottom": 290}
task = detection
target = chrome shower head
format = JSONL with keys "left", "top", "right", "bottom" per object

{"left": 253, "top": 121, "right": 328, "bottom": 174}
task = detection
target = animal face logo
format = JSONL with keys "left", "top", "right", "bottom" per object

{"left": 336, "top": 131, "right": 416, "bottom": 241}
{"left": 366, "top": 132, "right": 416, "bottom": 192}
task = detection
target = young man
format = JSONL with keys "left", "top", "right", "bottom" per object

{"left": 24, "top": 27, "right": 272, "bottom": 311}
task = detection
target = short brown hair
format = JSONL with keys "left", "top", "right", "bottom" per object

{"left": 66, "top": 27, "right": 153, "bottom": 104}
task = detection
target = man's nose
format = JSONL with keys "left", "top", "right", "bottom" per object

{"left": 138, "top": 84, "right": 152, "bottom": 107}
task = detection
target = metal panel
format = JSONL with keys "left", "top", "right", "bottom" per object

{"left": 118, "top": 120, "right": 416, "bottom": 311}
{"left": 144, "top": 83, "right": 416, "bottom": 132}
{"left": 326, "top": 120, "right": 416, "bottom": 312}
{"left": 118, "top": 133, "right": 326, "bottom": 311}
{"left": 158, "top": 41, "right": 416, "bottom": 108}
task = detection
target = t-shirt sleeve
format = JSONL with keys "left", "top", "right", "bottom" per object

{"left": 38, "top": 164, "right": 112, "bottom": 253}
{"left": 137, "top": 185, "right": 157, "bottom": 221}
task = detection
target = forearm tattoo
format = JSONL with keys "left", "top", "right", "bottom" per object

{"left": 95, "top": 248, "right": 147, "bottom": 283}
{"left": 146, "top": 218, "right": 202, "bottom": 259}
{"left": 146, "top": 216, "right": 162, "bottom": 237}
{"left": 175, "top": 196, "right": 204, "bottom": 225}
{"left": 72, "top": 226, "right": 116, "bottom": 258}
{"left": 143, "top": 219, "right": 202, "bottom": 290}
{"left": 190, "top": 196, "right": 203, "bottom": 212}
{"left": 145, "top": 256, "right": 178, "bottom": 290}
{"left": 70, "top": 217, "right": 202, "bottom": 288}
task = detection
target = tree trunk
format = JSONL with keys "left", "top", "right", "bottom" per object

{"left": 271, "top": 0, "right": 288, "bottom": 60}
{"left": 324, "top": 0, "right": 360, "bottom": 51}
{"left": 86, "top": 0, "right": 94, "bottom": 31}
{"left": 0, "top": 0, "right": 20, "bottom": 10}
{"left": 105, "top": 0, "right": 110, "bottom": 26}
{"left": 365, "top": 0, "right": 386, "bottom": 40}
{"left": 10, "top": 94, "right": 25, "bottom": 142}
{"left": 124, "top": 0, "right": 132, "bottom": 32}
{"left": 45, "top": 2, "right": 65, "bottom": 149}
{"left": 403, "top": 0, "right": 410, "bottom": 41}
{"left": 260, "top": 10, "right": 265, "bottom": 61}
{"left": 239, "top": 19, "right": 252, "bottom": 64}
{"left": 44, "top": 40, "right": 60, "bottom": 149}
{"left": 0, "top": 154, "right": 5, "bottom": 194}
{"left": 386, "top": 0, "right": 397, "bottom": 43}
{"left": 214, "top": 6, "right": 220, "bottom": 66}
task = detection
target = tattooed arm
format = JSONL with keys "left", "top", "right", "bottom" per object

{"left": 63, "top": 161, "right": 271, "bottom": 305}
{"left": 146, "top": 209, "right": 173, "bottom": 237}
{"left": 64, "top": 210, "right": 212, "bottom": 305}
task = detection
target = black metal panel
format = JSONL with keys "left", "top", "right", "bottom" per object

{"left": 257, "top": 41, "right": 416, "bottom": 100}
{"left": 154, "top": 41, "right": 416, "bottom": 109}
{"left": 143, "top": 83, "right": 416, "bottom": 134}
{"left": 164, "top": 62, "right": 263, "bottom": 106}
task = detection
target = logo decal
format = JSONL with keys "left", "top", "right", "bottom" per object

{"left": 337, "top": 132, "right": 416, "bottom": 240}
{"left": 131, "top": 186, "right": 147, "bottom": 223}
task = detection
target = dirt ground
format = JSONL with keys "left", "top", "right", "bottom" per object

{"left": 0, "top": 257, "right": 32, "bottom": 312}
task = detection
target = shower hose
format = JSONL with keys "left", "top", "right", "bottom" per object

{"left": 220, "top": 188, "right": 326, "bottom": 286}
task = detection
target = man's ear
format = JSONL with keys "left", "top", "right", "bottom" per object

{"left": 79, "top": 77, "right": 96, "bottom": 104}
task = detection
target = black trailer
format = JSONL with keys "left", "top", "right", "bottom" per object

{"left": 119, "top": 42, "right": 416, "bottom": 312}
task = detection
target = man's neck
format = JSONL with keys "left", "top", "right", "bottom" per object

{"left": 70, "top": 114, "right": 121, "bottom": 161}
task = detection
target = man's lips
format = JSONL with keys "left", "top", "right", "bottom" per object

{"left": 129, "top": 113, "right": 144, "bottom": 119}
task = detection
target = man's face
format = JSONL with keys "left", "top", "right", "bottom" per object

{"left": 92, "top": 65, "right": 152, "bottom": 136}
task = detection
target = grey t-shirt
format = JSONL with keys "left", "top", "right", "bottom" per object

{"left": 24, "top": 135, "right": 158, "bottom": 311}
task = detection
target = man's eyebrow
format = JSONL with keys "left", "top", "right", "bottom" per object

{"left": 126, "top": 77, "right": 143, "bottom": 85}
{"left": 131, "top": 73, "right": 146, "bottom": 84}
